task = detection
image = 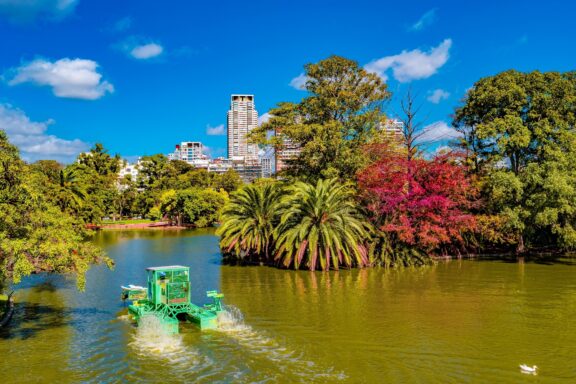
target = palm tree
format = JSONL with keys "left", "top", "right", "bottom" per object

{"left": 57, "top": 168, "right": 87, "bottom": 212}
{"left": 217, "top": 182, "right": 286, "bottom": 262}
{"left": 274, "top": 179, "right": 372, "bottom": 271}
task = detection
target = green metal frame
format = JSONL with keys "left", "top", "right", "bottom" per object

{"left": 123, "top": 265, "right": 224, "bottom": 334}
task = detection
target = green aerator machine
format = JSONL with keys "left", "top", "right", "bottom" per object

{"left": 121, "top": 265, "right": 224, "bottom": 334}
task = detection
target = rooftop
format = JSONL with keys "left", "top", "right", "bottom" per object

{"left": 146, "top": 265, "right": 189, "bottom": 271}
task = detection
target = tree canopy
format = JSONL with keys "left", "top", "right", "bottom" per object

{"left": 0, "top": 131, "right": 112, "bottom": 289}
{"left": 453, "top": 70, "right": 576, "bottom": 250}
{"left": 250, "top": 55, "right": 391, "bottom": 181}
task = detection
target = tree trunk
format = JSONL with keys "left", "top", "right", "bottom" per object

{"left": 516, "top": 233, "right": 525, "bottom": 254}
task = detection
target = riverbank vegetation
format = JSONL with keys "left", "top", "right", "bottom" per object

{"left": 0, "top": 135, "right": 236, "bottom": 288}
{"left": 0, "top": 132, "right": 112, "bottom": 289}
{"left": 2, "top": 56, "right": 576, "bottom": 282}
{"left": 219, "top": 57, "right": 576, "bottom": 270}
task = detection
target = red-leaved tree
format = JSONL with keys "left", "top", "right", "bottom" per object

{"left": 358, "top": 146, "right": 477, "bottom": 255}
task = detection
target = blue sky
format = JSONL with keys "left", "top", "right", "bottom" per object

{"left": 0, "top": 0, "right": 574, "bottom": 162}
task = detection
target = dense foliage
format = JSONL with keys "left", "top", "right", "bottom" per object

{"left": 221, "top": 62, "right": 576, "bottom": 270}
{"left": 217, "top": 182, "right": 286, "bottom": 261}
{"left": 218, "top": 180, "right": 371, "bottom": 270}
{"left": 358, "top": 147, "right": 477, "bottom": 263}
{"left": 275, "top": 179, "right": 371, "bottom": 270}
{"left": 0, "top": 132, "right": 112, "bottom": 289}
{"left": 453, "top": 70, "right": 576, "bottom": 252}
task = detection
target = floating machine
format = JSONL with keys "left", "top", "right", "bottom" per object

{"left": 121, "top": 265, "right": 224, "bottom": 334}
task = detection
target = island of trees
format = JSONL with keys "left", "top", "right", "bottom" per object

{"left": 1, "top": 56, "right": 575, "bottom": 290}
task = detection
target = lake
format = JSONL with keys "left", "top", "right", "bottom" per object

{"left": 1, "top": 229, "right": 576, "bottom": 383}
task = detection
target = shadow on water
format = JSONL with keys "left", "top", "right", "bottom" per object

{"left": 1, "top": 280, "right": 109, "bottom": 341}
{"left": 0, "top": 301, "right": 68, "bottom": 340}
{"left": 0, "top": 302, "right": 109, "bottom": 341}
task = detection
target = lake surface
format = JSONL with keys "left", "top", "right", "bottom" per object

{"left": 2, "top": 229, "right": 576, "bottom": 383}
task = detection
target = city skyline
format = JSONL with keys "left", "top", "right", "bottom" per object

{"left": 1, "top": 1, "right": 575, "bottom": 163}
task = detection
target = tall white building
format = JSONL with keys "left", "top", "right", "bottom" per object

{"left": 227, "top": 94, "right": 259, "bottom": 161}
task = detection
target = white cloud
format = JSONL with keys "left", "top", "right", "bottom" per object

{"left": 0, "top": 103, "right": 89, "bottom": 162}
{"left": 0, "top": 0, "right": 78, "bottom": 23}
{"left": 258, "top": 112, "right": 271, "bottom": 126}
{"left": 130, "top": 43, "right": 164, "bottom": 59}
{"left": 427, "top": 89, "right": 450, "bottom": 104}
{"left": 289, "top": 73, "right": 308, "bottom": 90}
{"left": 418, "top": 121, "right": 462, "bottom": 143}
{"left": 365, "top": 39, "right": 452, "bottom": 82}
{"left": 410, "top": 8, "right": 437, "bottom": 31}
{"left": 6, "top": 58, "right": 114, "bottom": 100}
{"left": 117, "top": 37, "right": 165, "bottom": 60}
{"left": 206, "top": 124, "right": 225, "bottom": 135}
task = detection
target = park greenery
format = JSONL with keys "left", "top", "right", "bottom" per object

{"left": 222, "top": 57, "right": 576, "bottom": 270}
{"left": 2, "top": 56, "right": 576, "bottom": 286}
{"left": 0, "top": 139, "right": 239, "bottom": 289}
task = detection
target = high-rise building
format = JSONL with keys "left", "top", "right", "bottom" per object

{"left": 168, "top": 141, "right": 209, "bottom": 167}
{"left": 227, "top": 95, "right": 258, "bottom": 161}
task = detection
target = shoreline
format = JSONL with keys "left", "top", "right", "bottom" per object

{"left": 88, "top": 222, "right": 191, "bottom": 230}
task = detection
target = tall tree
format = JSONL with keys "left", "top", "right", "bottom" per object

{"left": 398, "top": 88, "right": 426, "bottom": 161}
{"left": 0, "top": 131, "right": 112, "bottom": 290}
{"left": 77, "top": 143, "right": 120, "bottom": 176}
{"left": 250, "top": 55, "right": 390, "bottom": 180}
{"left": 57, "top": 168, "right": 87, "bottom": 213}
{"left": 453, "top": 70, "right": 576, "bottom": 251}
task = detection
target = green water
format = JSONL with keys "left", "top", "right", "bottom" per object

{"left": 2, "top": 229, "right": 576, "bottom": 383}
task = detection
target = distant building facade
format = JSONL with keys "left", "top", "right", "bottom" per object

{"left": 261, "top": 157, "right": 273, "bottom": 178}
{"left": 118, "top": 158, "right": 141, "bottom": 180}
{"left": 168, "top": 141, "right": 209, "bottom": 168}
{"left": 275, "top": 130, "right": 301, "bottom": 174}
{"left": 227, "top": 94, "right": 259, "bottom": 161}
{"left": 379, "top": 119, "right": 404, "bottom": 142}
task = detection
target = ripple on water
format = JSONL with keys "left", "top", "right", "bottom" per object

{"left": 214, "top": 306, "right": 348, "bottom": 382}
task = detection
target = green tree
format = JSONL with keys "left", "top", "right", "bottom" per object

{"left": 181, "top": 188, "right": 228, "bottom": 227}
{"left": 217, "top": 182, "right": 286, "bottom": 261}
{"left": 453, "top": 70, "right": 576, "bottom": 251}
{"left": 250, "top": 55, "right": 390, "bottom": 180}
{"left": 57, "top": 168, "right": 87, "bottom": 213}
{"left": 30, "top": 160, "right": 63, "bottom": 183}
{"left": 0, "top": 131, "right": 112, "bottom": 290}
{"left": 77, "top": 143, "right": 120, "bottom": 176}
{"left": 211, "top": 169, "right": 243, "bottom": 193}
{"left": 275, "top": 179, "right": 371, "bottom": 270}
{"left": 160, "top": 188, "right": 228, "bottom": 227}
{"left": 113, "top": 176, "right": 137, "bottom": 220}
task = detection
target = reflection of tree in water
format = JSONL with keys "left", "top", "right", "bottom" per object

{"left": 0, "top": 279, "right": 74, "bottom": 382}
{"left": 1, "top": 281, "right": 68, "bottom": 340}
